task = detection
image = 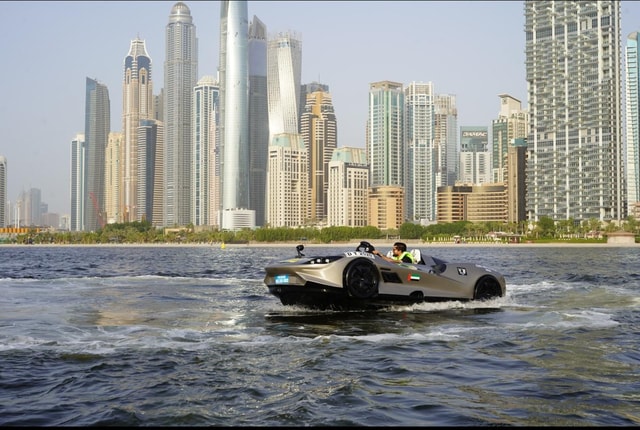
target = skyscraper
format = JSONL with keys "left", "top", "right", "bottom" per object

{"left": 122, "top": 38, "right": 153, "bottom": 223}
{"left": 525, "top": 0, "right": 624, "bottom": 222}
{"left": 0, "top": 155, "right": 6, "bottom": 228}
{"left": 405, "top": 81, "right": 436, "bottom": 223}
{"left": 434, "top": 94, "right": 458, "bottom": 188}
{"left": 219, "top": 0, "right": 252, "bottom": 230}
{"left": 300, "top": 90, "right": 337, "bottom": 224}
{"left": 367, "top": 81, "right": 405, "bottom": 188}
{"left": 491, "top": 94, "right": 527, "bottom": 183}
{"left": 104, "top": 131, "right": 122, "bottom": 225}
{"left": 21, "top": 188, "right": 42, "bottom": 227}
{"left": 327, "top": 147, "right": 369, "bottom": 227}
{"left": 192, "top": 75, "right": 219, "bottom": 226}
{"left": 267, "top": 32, "right": 302, "bottom": 140}
{"left": 70, "top": 133, "right": 85, "bottom": 231}
{"left": 248, "top": 15, "right": 269, "bottom": 227}
{"left": 459, "top": 126, "right": 491, "bottom": 185}
{"left": 84, "top": 77, "right": 110, "bottom": 231}
{"left": 266, "top": 30, "right": 303, "bottom": 227}
{"left": 625, "top": 31, "right": 640, "bottom": 218}
{"left": 164, "top": 1, "right": 197, "bottom": 227}
{"left": 138, "top": 119, "right": 162, "bottom": 224}
{"left": 266, "top": 133, "right": 308, "bottom": 227}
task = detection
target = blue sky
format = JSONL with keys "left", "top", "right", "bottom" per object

{"left": 2, "top": 1, "right": 640, "bottom": 216}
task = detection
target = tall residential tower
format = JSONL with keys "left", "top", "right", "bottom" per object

{"left": 367, "top": 81, "right": 405, "bottom": 188}
{"left": 121, "top": 38, "right": 153, "bottom": 223}
{"left": 164, "top": 1, "right": 198, "bottom": 227}
{"left": 405, "top": 81, "right": 436, "bottom": 223}
{"left": 0, "top": 155, "right": 6, "bottom": 228}
{"left": 626, "top": 31, "right": 640, "bottom": 218}
{"left": 70, "top": 133, "right": 85, "bottom": 231}
{"left": 248, "top": 15, "right": 269, "bottom": 227}
{"left": 84, "top": 77, "right": 110, "bottom": 231}
{"left": 300, "top": 89, "right": 337, "bottom": 224}
{"left": 192, "top": 75, "right": 219, "bottom": 226}
{"left": 525, "top": 0, "right": 624, "bottom": 222}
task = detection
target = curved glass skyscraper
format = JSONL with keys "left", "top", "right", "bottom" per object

{"left": 219, "top": 1, "right": 251, "bottom": 230}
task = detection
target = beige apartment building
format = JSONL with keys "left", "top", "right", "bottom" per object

{"left": 368, "top": 186, "right": 404, "bottom": 229}
{"left": 437, "top": 184, "right": 507, "bottom": 223}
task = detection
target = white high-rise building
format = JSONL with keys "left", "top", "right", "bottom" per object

{"left": 0, "top": 155, "right": 6, "bottom": 228}
{"left": 192, "top": 76, "right": 219, "bottom": 226}
{"left": 105, "top": 132, "right": 122, "bottom": 225}
{"left": 491, "top": 94, "right": 527, "bottom": 183}
{"left": 219, "top": 0, "right": 253, "bottom": 230}
{"left": 367, "top": 81, "right": 405, "bottom": 189}
{"left": 626, "top": 31, "right": 640, "bottom": 218}
{"left": 121, "top": 38, "right": 153, "bottom": 223}
{"left": 164, "top": 1, "right": 198, "bottom": 227}
{"left": 459, "top": 126, "right": 491, "bottom": 185}
{"left": 525, "top": 0, "right": 624, "bottom": 222}
{"left": 267, "top": 32, "right": 302, "bottom": 140}
{"left": 70, "top": 134, "right": 85, "bottom": 231}
{"left": 434, "top": 94, "right": 458, "bottom": 189}
{"left": 327, "top": 147, "right": 369, "bottom": 227}
{"left": 405, "top": 81, "right": 436, "bottom": 222}
{"left": 266, "top": 30, "right": 303, "bottom": 227}
{"left": 267, "top": 134, "right": 308, "bottom": 227}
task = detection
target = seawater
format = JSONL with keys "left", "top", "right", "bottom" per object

{"left": 0, "top": 245, "right": 639, "bottom": 426}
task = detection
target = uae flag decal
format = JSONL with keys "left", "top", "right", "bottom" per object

{"left": 408, "top": 273, "right": 420, "bottom": 282}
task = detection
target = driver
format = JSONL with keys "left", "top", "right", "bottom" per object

{"left": 372, "top": 242, "right": 416, "bottom": 264}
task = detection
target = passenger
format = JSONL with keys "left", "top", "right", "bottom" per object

{"left": 372, "top": 242, "right": 416, "bottom": 264}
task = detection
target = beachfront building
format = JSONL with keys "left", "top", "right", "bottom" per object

{"left": 164, "top": 1, "right": 198, "bottom": 227}
{"left": 626, "top": 31, "right": 640, "bottom": 219}
{"left": 219, "top": 0, "right": 254, "bottom": 230}
{"left": 327, "top": 147, "right": 369, "bottom": 227}
{"left": 525, "top": 0, "right": 624, "bottom": 222}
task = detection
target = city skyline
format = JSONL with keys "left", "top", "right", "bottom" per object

{"left": 2, "top": 1, "right": 640, "bottom": 215}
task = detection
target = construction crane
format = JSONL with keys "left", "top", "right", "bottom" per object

{"left": 88, "top": 192, "right": 106, "bottom": 229}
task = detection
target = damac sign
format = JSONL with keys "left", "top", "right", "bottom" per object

{"left": 462, "top": 131, "right": 488, "bottom": 137}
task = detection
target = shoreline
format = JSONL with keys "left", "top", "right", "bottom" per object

{"left": 1, "top": 241, "right": 638, "bottom": 248}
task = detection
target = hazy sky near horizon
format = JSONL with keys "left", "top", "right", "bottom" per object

{"left": 2, "top": 1, "right": 640, "bottom": 216}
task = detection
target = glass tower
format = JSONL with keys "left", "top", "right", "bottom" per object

{"left": 267, "top": 32, "right": 302, "bottom": 139}
{"left": 84, "top": 77, "right": 110, "bottom": 232}
{"left": 367, "top": 81, "right": 405, "bottom": 188}
{"left": 248, "top": 15, "right": 269, "bottom": 227}
{"left": 405, "top": 81, "right": 436, "bottom": 222}
{"left": 434, "top": 94, "right": 458, "bottom": 188}
{"left": 219, "top": 0, "right": 251, "bottom": 229}
{"left": 626, "top": 32, "right": 640, "bottom": 217}
{"left": 164, "top": 1, "right": 198, "bottom": 226}
{"left": 525, "top": 0, "right": 624, "bottom": 222}
{"left": 192, "top": 76, "right": 219, "bottom": 226}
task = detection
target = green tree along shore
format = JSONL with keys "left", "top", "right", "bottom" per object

{"left": 4, "top": 216, "right": 640, "bottom": 245}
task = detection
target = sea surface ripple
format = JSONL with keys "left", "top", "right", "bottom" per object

{"left": 1, "top": 244, "right": 639, "bottom": 426}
